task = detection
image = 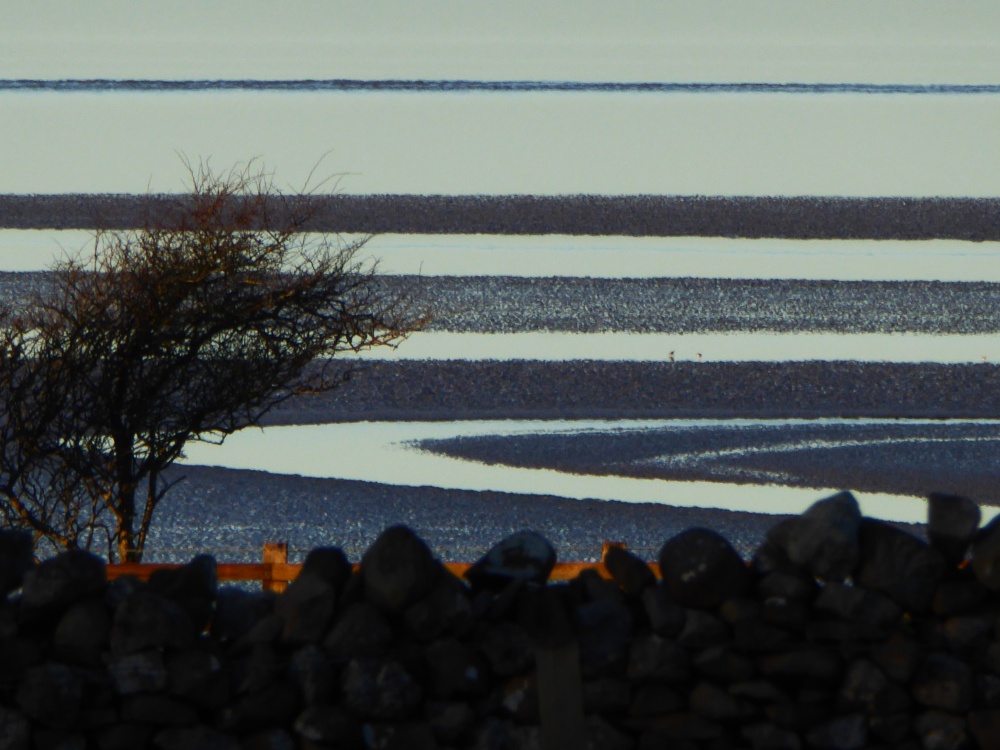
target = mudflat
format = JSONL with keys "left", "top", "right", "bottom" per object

{"left": 263, "top": 360, "right": 1000, "bottom": 424}
{"left": 6, "top": 194, "right": 1000, "bottom": 239}
{"left": 419, "top": 420, "right": 1000, "bottom": 506}
{"left": 4, "top": 200, "right": 989, "bottom": 561}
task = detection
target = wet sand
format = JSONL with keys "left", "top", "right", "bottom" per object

{"left": 261, "top": 360, "right": 1000, "bottom": 425}
{"left": 7, "top": 273, "right": 1000, "bottom": 334}
{"left": 4, "top": 198, "right": 988, "bottom": 560}
{"left": 150, "top": 464, "right": 928, "bottom": 566}
{"left": 149, "top": 465, "right": 792, "bottom": 563}
{"left": 6, "top": 194, "right": 1000, "bottom": 240}
{"left": 419, "top": 421, "right": 1000, "bottom": 506}
{"left": 406, "top": 276, "right": 1000, "bottom": 334}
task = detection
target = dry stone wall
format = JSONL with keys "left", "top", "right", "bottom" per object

{"left": 2, "top": 491, "right": 1000, "bottom": 749}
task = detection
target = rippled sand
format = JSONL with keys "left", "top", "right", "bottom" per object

{"left": 146, "top": 465, "right": 790, "bottom": 564}
{"left": 419, "top": 421, "right": 1000, "bottom": 506}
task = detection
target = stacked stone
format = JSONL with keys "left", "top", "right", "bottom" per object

{"left": 2, "top": 493, "right": 1000, "bottom": 749}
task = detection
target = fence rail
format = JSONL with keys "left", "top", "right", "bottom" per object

{"left": 106, "top": 541, "right": 663, "bottom": 593}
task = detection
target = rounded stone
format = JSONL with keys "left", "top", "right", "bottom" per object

{"left": 927, "top": 492, "right": 981, "bottom": 566}
{"left": 464, "top": 530, "right": 556, "bottom": 590}
{"left": 765, "top": 491, "right": 861, "bottom": 582}
{"left": 20, "top": 550, "right": 106, "bottom": 618}
{"left": 361, "top": 526, "right": 440, "bottom": 614}
{"left": 658, "top": 528, "right": 750, "bottom": 608}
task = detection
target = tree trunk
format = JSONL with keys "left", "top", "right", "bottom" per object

{"left": 117, "top": 485, "right": 137, "bottom": 562}
{"left": 135, "top": 467, "right": 159, "bottom": 564}
{"left": 115, "top": 433, "right": 140, "bottom": 563}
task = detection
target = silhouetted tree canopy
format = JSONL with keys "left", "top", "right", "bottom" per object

{"left": 0, "top": 161, "right": 421, "bottom": 561}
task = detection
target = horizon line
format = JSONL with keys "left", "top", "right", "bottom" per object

{"left": 3, "top": 79, "right": 1000, "bottom": 94}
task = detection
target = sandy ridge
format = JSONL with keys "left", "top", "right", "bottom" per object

{"left": 4, "top": 272, "right": 1000, "bottom": 335}
{"left": 5, "top": 194, "right": 1000, "bottom": 239}
{"left": 264, "top": 360, "right": 1000, "bottom": 425}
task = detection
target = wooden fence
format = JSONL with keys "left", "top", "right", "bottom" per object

{"left": 106, "top": 540, "right": 663, "bottom": 749}
{"left": 106, "top": 541, "right": 663, "bottom": 593}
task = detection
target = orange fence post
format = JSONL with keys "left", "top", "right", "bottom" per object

{"left": 262, "top": 542, "right": 289, "bottom": 594}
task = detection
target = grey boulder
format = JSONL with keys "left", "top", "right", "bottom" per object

{"left": 927, "top": 492, "right": 981, "bottom": 566}
{"left": 361, "top": 526, "right": 441, "bottom": 614}
{"left": 20, "top": 550, "right": 106, "bottom": 619}
{"left": 464, "top": 530, "right": 556, "bottom": 590}
{"left": 658, "top": 527, "right": 750, "bottom": 608}
{"left": 765, "top": 491, "right": 861, "bottom": 582}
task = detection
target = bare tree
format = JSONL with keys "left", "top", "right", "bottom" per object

{"left": 0, "top": 161, "right": 422, "bottom": 562}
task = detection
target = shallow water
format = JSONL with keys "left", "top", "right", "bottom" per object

{"left": 348, "top": 331, "right": 1000, "bottom": 363}
{"left": 179, "top": 418, "right": 1000, "bottom": 525}
{"left": 6, "top": 91, "right": 1000, "bottom": 195}
{"left": 6, "top": 7, "right": 999, "bottom": 556}
{"left": 365, "top": 235, "right": 1000, "bottom": 281}
{"left": 4, "top": 230, "right": 1000, "bottom": 281}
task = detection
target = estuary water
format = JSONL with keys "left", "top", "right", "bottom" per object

{"left": 3, "top": 231, "right": 1000, "bottom": 281}
{"left": 349, "top": 331, "right": 1000, "bottom": 364}
{"left": 5, "top": 68, "right": 1000, "bottom": 527}
{"left": 5, "top": 89, "right": 1000, "bottom": 196}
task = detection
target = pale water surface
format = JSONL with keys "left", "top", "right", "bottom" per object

{"left": 365, "top": 235, "right": 1000, "bottom": 281}
{"left": 6, "top": 92, "right": 1000, "bottom": 195}
{"left": 6, "top": 3, "right": 1000, "bottom": 543}
{"left": 4, "top": 231, "right": 1000, "bottom": 281}
{"left": 352, "top": 331, "right": 1000, "bottom": 364}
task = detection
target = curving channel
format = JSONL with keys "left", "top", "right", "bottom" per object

{"left": 180, "top": 417, "right": 1000, "bottom": 526}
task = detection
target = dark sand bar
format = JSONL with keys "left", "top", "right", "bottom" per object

{"left": 6, "top": 273, "right": 1000, "bottom": 334}
{"left": 155, "top": 465, "right": 799, "bottom": 563}
{"left": 420, "top": 421, "right": 1000, "bottom": 506}
{"left": 266, "top": 360, "right": 1000, "bottom": 424}
{"left": 404, "top": 276, "right": 1000, "bottom": 334}
{"left": 5, "top": 194, "right": 1000, "bottom": 239}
